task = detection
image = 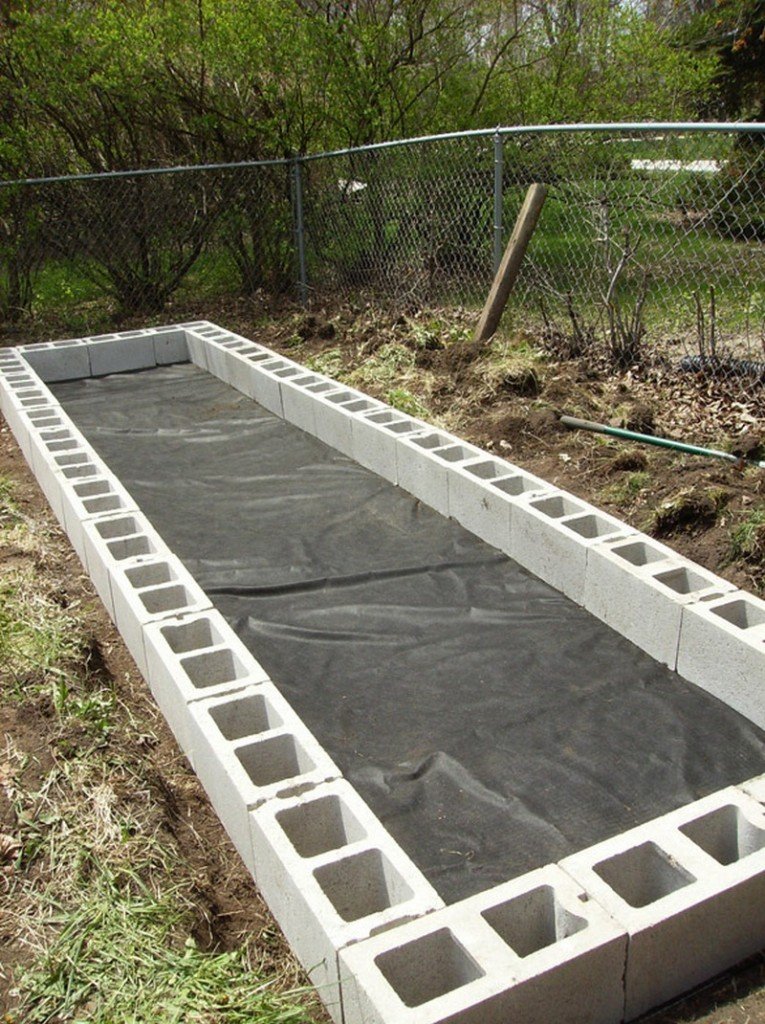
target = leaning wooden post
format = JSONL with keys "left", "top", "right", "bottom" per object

{"left": 473, "top": 183, "right": 547, "bottom": 345}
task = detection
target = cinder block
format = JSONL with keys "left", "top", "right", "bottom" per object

{"left": 676, "top": 591, "right": 765, "bottom": 727}
{"left": 143, "top": 610, "right": 270, "bottom": 754}
{"left": 186, "top": 688, "right": 341, "bottom": 878}
{"left": 585, "top": 537, "right": 735, "bottom": 668}
{"left": 17, "top": 338, "right": 91, "bottom": 382}
{"left": 6, "top": 404, "right": 69, "bottom": 461}
{"left": 152, "top": 326, "right": 189, "bottom": 365}
{"left": 185, "top": 327, "right": 212, "bottom": 370}
{"left": 396, "top": 431, "right": 486, "bottom": 516}
{"left": 509, "top": 491, "right": 633, "bottom": 604}
{"left": 562, "top": 787, "right": 765, "bottom": 1020}
{"left": 231, "top": 352, "right": 294, "bottom": 416}
{"left": 203, "top": 334, "right": 261, "bottom": 385}
{"left": 351, "top": 409, "right": 428, "bottom": 483}
{"left": 223, "top": 343, "right": 277, "bottom": 394}
{"left": 26, "top": 425, "right": 111, "bottom": 528}
{"left": 312, "top": 386, "right": 385, "bottom": 457}
{"left": 3, "top": 385, "right": 65, "bottom": 466}
{"left": 88, "top": 331, "right": 156, "bottom": 376}
{"left": 250, "top": 779, "right": 444, "bottom": 1018}
{"left": 279, "top": 373, "right": 340, "bottom": 435}
{"left": 108, "top": 555, "right": 213, "bottom": 676}
{"left": 339, "top": 863, "right": 626, "bottom": 1024}
{"left": 447, "top": 457, "right": 551, "bottom": 553}
{"left": 59, "top": 471, "right": 139, "bottom": 564}
{"left": 80, "top": 511, "right": 171, "bottom": 613}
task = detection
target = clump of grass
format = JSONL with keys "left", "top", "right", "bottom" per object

{"left": 0, "top": 568, "right": 85, "bottom": 688}
{"left": 304, "top": 348, "right": 346, "bottom": 379}
{"left": 603, "top": 470, "right": 651, "bottom": 506}
{"left": 731, "top": 508, "right": 765, "bottom": 563}
{"left": 16, "top": 862, "right": 313, "bottom": 1024}
{"left": 384, "top": 387, "right": 428, "bottom": 418}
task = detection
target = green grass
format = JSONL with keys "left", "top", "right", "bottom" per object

{"left": 731, "top": 507, "right": 765, "bottom": 562}
{"left": 18, "top": 862, "right": 313, "bottom": 1024}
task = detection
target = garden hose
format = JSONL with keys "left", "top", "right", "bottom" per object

{"left": 559, "top": 415, "right": 765, "bottom": 469}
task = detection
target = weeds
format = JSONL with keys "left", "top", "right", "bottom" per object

{"left": 384, "top": 388, "right": 428, "bottom": 418}
{"left": 16, "top": 861, "right": 312, "bottom": 1024}
{"left": 731, "top": 507, "right": 765, "bottom": 563}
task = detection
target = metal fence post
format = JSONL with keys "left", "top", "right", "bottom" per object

{"left": 493, "top": 131, "right": 504, "bottom": 275}
{"left": 291, "top": 158, "right": 308, "bottom": 304}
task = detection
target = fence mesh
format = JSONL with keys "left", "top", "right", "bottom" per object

{"left": 1, "top": 125, "right": 764, "bottom": 403}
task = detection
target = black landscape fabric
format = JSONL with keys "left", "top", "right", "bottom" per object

{"left": 54, "top": 363, "right": 765, "bottom": 904}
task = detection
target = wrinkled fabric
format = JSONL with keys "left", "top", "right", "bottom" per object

{"left": 54, "top": 363, "right": 765, "bottom": 904}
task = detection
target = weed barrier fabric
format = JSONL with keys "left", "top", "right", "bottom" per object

{"left": 54, "top": 364, "right": 765, "bottom": 904}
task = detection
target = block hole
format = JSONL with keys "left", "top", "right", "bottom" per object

{"left": 343, "top": 399, "right": 377, "bottom": 412}
{"left": 653, "top": 566, "right": 713, "bottom": 595}
{"left": 274, "top": 367, "right": 301, "bottom": 378}
{"left": 95, "top": 515, "right": 141, "bottom": 540}
{"left": 314, "top": 848, "right": 414, "bottom": 922}
{"left": 277, "top": 793, "right": 366, "bottom": 858}
{"left": 306, "top": 382, "right": 338, "bottom": 394}
{"left": 711, "top": 599, "right": 765, "bottom": 630}
{"left": 412, "top": 433, "right": 450, "bottom": 451}
{"left": 261, "top": 359, "right": 288, "bottom": 371}
{"left": 81, "top": 494, "right": 124, "bottom": 514}
{"left": 54, "top": 451, "right": 89, "bottom": 468}
{"left": 247, "top": 352, "right": 271, "bottom": 363}
{"left": 465, "top": 460, "right": 505, "bottom": 480}
{"left": 434, "top": 445, "right": 473, "bottom": 463}
{"left": 481, "top": 885, "right": 587, "bottom": 957}
{"left": 180, "top": 648, "right": 248, "bottom": 689}
{"left": 46, "top": 439, "right": 78, "bottom": 453}
{"left": 593, "top": 841, "right": 695, "bottom": 908}
{"left": 40, "top": 429, "right": 72, "bottom": 443}
{"left": 383, "top": 419, "right": 419, "bottom": 434}
{"left": 324, "top": 390, "right": 356, "bottom": 404}
{"left": 161, "top": 616, "right": 224, "bottom": 654}
{"left": 125, "top": 562, "right": 175, "bottom": 589}
{"left": 492, "top": 474, "right": 539, "bottom": 496}
{"left": 236, "top": 732, "right": 315, "bottom": 788}
{"left": 73, "top": 479, "right": 111, "bottom": 498}
{"left": 210, "top": 692, "right": 282, "bottom": 741}
{"left": 61, "top": 464, "right": 97, "bottom": 479}
{"left": 680, "top": 804, "right": 765, "bottom": 865}
{"left": 532, "top": 495, "right": 582, "bottom": 519}
{"left": 106, "top": 535, "right": 154, "bottom": 561}
{"left": 563, "top": 513, "right": 619, "bottom": 539}
{"left": 138, "top": 583, "right": 192, "bottom": 614}
{"left": 366, "top": 411, "right": 403, "bottom": 425}
{"left": 375, "top": 929, "right": 483, "bottom": 1008}
{"left": 612, "top": 540, "right": 665, "bottom": 567}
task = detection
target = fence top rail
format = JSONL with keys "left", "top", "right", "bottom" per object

{"left": 1, "top": 121, "right": 763, "bottom": 189}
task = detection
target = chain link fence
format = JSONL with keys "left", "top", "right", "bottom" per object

{"left": 1, "top": 123, "right": 764, "bottom": 395}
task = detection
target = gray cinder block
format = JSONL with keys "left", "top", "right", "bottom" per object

{"left": 339, "top": 864, "right": 626, "bottom": 1024}
{"left": 561, "top": 787, "right": 765, "bottom": 1020}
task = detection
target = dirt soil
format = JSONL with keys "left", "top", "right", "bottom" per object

{"left": 2, "top": 297, "right": 765, "bottom": 1022}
